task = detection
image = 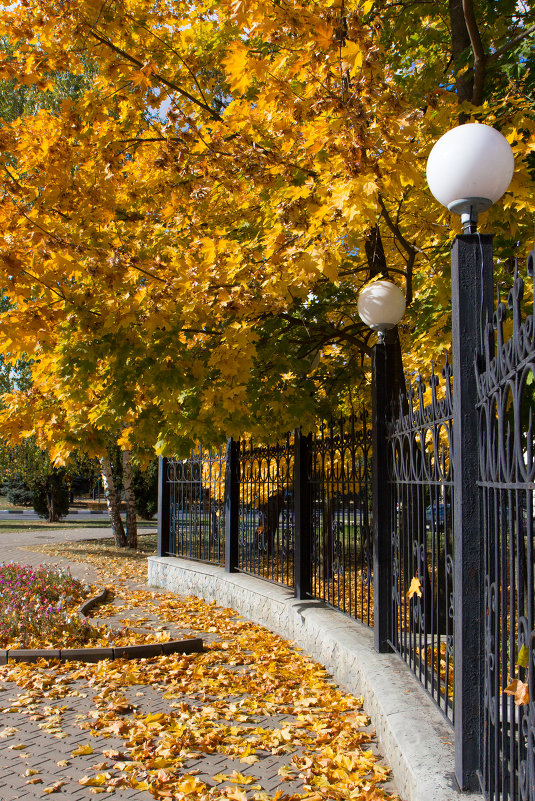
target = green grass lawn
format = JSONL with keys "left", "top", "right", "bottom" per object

{"left": 0, "top": 494, "right": 27, "bottom": 512}
{"left": 0, "top": 518, "right": 157, "bottom": 532}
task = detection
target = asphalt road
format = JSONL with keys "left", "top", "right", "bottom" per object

{"left": 0, "top": 509, "right": 111, "bottom": 520}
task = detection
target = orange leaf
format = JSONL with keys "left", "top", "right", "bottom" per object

{"left": 407, "top": 576, "right": 422, "bottom": 600}
{"left": 504, "top": 679, "right": 530, "bottom": 706}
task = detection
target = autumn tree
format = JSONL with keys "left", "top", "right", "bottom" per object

{"left": 0, "top": 48, "right": 142, "bottom": 542}
{"left": 0, "top": 0, "right": 532, "bottom": 459}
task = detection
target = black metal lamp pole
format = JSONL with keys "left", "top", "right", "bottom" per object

{"left": 372, "top": 337, "right": 393, "bottom": 653}
{"left": 451, "top": 233, "right": 494, "bottom": 791}
{"left": 224, "top": 438, "right": 240, "bottom": 573}
{"left": 358, "top": 283, "right": 405, "bottom": 654}
{"left": 157, "top": 456, "right": 171, "bottom": 557}
{"left": 426, "top": 122, "right": 514, "bottom": 792}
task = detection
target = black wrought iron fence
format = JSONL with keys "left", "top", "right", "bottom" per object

{"left": 310, "top": 413, "right": 373, "bottom": 625}
{"left": 163, "top": 446, "right": 226, "bottom": 566}
{"left": 238, "top": 435, "right": 295, "bottom": 588}
{"left": 158, "top": 413, "right": 374, "bottom": 616}
{"left": 478, "top": 255, "right": 535, "bottom": 801}
{"left": 386, "top": 365, "right": 455, "bottom": 721}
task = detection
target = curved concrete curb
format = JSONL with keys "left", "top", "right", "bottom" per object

{"left": 148, "top": 555, "right": 484, "bottom": 801}
{"left": 2, "top": 638, "right": 204, "bottom": 665}
{"left": 1, "top": 586, "right": 204, "bottom": 664}
{"left": 77, "top": 587, "right": 111, "bottom": 617}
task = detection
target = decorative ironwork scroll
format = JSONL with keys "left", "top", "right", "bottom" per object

{"left": 167, "top": 446, "right": 226, "bottom": 566}
{"left": 238, "top": 434, "right": 295, "bottom": 587}
{"left": 478, "top": 251, "right": 535, "bottom": 801}
{"left": 309, "top": 411, "right": 373, "bottom": 625}
{"left": 386, "top": 362, "right": 455, "bottom": 720}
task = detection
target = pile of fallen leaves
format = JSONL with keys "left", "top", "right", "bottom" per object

{"left": 2, "top": 537, "right": 401, "bottom": 800}
{"left": 0, "top": 563, "right": 94, "bottom": 649}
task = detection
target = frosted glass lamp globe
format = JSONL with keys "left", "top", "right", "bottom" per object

{"left": 358, "top": 280, "right": 406, "bottom": 341}
{"left": 426, "top": 123, "right": 514, "bottom": 232}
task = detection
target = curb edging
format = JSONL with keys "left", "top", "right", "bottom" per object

{"left": 2, "top": 586, "right": 203, "bottom": 664}
{"left": 3, "top": 637, "right": 204, "bottom": 664}
{"left": 77, "top": 587, "right": 110, "bottom": 617}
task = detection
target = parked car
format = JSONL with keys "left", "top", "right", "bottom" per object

{"left": 425, "top": 503, "right": 451, "bottom": 529}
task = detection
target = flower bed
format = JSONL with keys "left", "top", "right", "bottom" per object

{"left": 0, "top": 563, "right": 95, "bottom": 649}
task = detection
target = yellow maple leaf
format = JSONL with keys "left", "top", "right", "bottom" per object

{"left": 240, "top": 755, "right": 259, "bottom": 765}
{"left": 43, "top": 781, "right": 65, "bottom": 794}
{"left": 314, "top": 22, "right": 335, "bottom": 50}
{"left": 144, "top": 712, "right": 164, "bottom": 723}
{"left": 407, "top": 576, "right": 422, "bottom": 600}
{"left": 341, "top": 41, "right": 364, "bottom": 75}
{"left": 72, "top": 743, "right": 93, "bottom": 756}
{"left": 176, "top": 776, "right": 202, "bottom": 792}
{"left": 229, "top": 770, "right": 255, "bottom": 784}
{"left": 224, "top": 789, "right": 248, "bottom": 801}
{"left": 223, "top": 43, "right": 251, "bottom": 93}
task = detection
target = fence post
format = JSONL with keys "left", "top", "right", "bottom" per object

{"left": 157, "top": 456, "right": 171, "bottom": 557}
{"left": 451, "top": 233, "right": 493, "bottom": 791}
{"left": 372, "top": 341, "right": 394, "bottom": 653}
{"left": 225, "top": 438, "right": 240, "bottom": 573}
{"left": 294, "top": 430, "right": 312, "bottom": 600}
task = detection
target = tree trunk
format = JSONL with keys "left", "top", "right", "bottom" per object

{"left": 47, "top": 491, "right": 55, "bottom": 523}
{"left": 100, "top": 455, "right": 127, "bottom": 547}
{"left": 122, "top": 449, "right": 138, "bottom": 549}
{"left": 385, "top": 326, "right": 407, "bottom": 414}
{"left": 449, "top": 0, "right": 474, "bottom": 107}
{"left": 365, "top": 225, "right": 388, "bottom": 278}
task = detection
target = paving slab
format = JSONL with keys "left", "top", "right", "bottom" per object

{"left": 0, "top": 528, "right": 400, "bottom": 800}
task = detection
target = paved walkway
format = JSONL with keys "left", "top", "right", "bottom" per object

{"left": 0, "top": 527, "right": 118, "bottom": 584}
{"left": 0, "top": 528, "right": 399, "bottom": 800}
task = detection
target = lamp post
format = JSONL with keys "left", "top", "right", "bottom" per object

{"left": 426, "top": 122, "right": 514, "bottom": 791}
{"left": 427, "top": 123, "right": 514, "bottom": 234}
{"left": 358, "top": 279, "right": 406, "bottom": 653}
{"left": 357, "top": 279, "right": 407, "bottom": 343}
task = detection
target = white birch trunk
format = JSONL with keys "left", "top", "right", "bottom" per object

{"left": 100, "top": 455, "right": 127, "bottom": 547}
{"left": 122, "top": 449, "right": 138, "bottom": 549}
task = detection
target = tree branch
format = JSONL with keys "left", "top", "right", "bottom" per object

{"left": 378, "top": 195, "right": 418, "bottom": 306}
{"left": 462, "top": 0, "right": 486, "bottom": 105}
{"left": 277, "top": 313, "right": 374, "bottom": 356}
{"left": 487, "top": 22, "right": 535, "bottom": 63}
{"left": 126, "top": 15, "right": 214, "bottom": 112}
{"left": 86, "top": 28, "right": 222, "bottom": 122}
{"left": 378, "top": 196, "right": 413, "bottom": 256}
{"left": 448, "top": 0, "right": 473, "bottom": 106}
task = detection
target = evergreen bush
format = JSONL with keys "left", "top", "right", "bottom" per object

{"left": 132, "top": 461, "right": 158, "bottom": 520}
{"left": 32, "top": 470, "right": 70, "bottom": 521}
{"left": 4, "top": 476, "right": 33, "bottom": 507}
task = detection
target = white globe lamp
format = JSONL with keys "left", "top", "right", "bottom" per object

{"left": 358, "top": 280, "right": 406, "bottom": 342}
{"left": 426, "top": 123, "right": 514, "bottom": 233}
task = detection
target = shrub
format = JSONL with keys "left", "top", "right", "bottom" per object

{"left": 0, "top": 563, "right": 92, "bottom": 648}
{"left": 32, "top": 470, "right": 70, "bottom": 521}
{"left": 132, "top": 460, "right": 158, "bottom": 520}
{"left": 4, "top": 475, "right": 33, "bottom": 507}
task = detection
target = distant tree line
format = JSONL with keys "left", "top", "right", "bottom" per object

{"left": 0, "top": 446, "right": 158, "bottom": 527}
